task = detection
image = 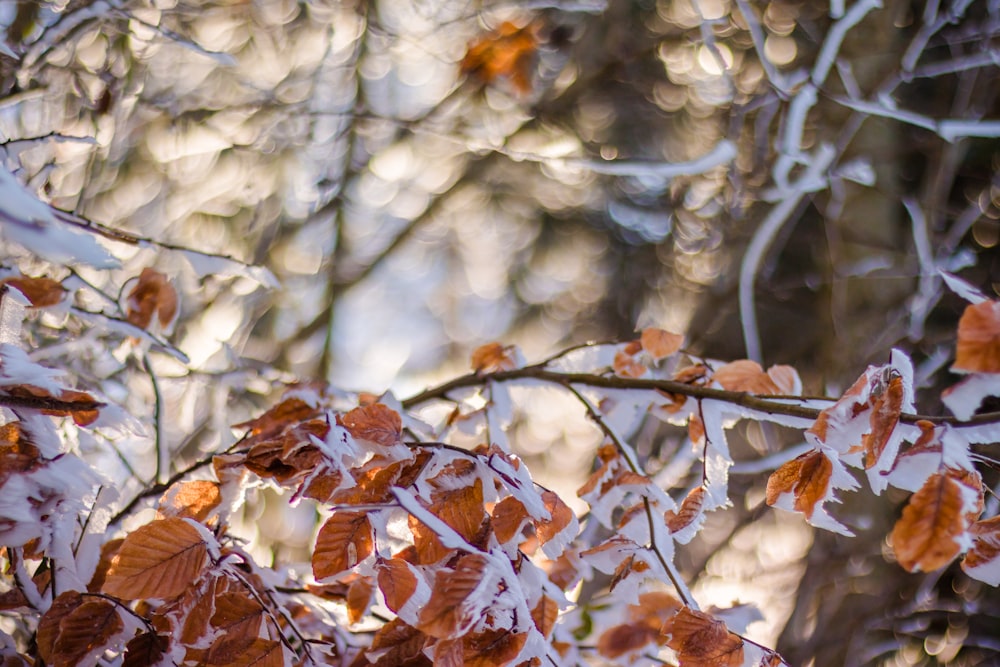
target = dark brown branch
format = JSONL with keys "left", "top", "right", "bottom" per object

{"left": 402, "top": 364, "right": 1000, "bottom": 428}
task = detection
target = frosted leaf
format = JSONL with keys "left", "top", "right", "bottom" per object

{"left": 0, "top": 343, "right": 65, "bottom": 393}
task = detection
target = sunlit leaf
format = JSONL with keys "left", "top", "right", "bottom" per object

{"left": 640, "top": 328, "right": 684, "bottom": 361}
{"left": 339, "top": 403, "right": 402, "bottom": 447}
{"left": 663, "top": 607, "right": 744, "bottom": 667}
{"left": 126, "top": 267, "right": 178, "bottom": 332}
{"left": 460, "top": 21, "right": 538, "bottom": 94}
{"left": 313, "top": 511, "right": 374, "bottom": 580}
{"left": 891, "top": 470, "right": 978, "bottom": 572}
{"left": 953, "top": 300, "right": 1000, "bottom": 373}
{"left": 103, "top": 518, "right": 209, "bottom": 600}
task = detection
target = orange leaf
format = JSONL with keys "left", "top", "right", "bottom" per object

{"left": 378, "top": 557, "right": 420, "bottom": 613}
{"left": 954, "top": 300, "right": 1000, "bottom": 373}
{"left": 531, "top": 595, "right": 559, "bottom": 638}
{"left": 640, "top": 328, "right": 684, "bottom": 361}
{"left": 38, "top": 592, "right": 123, "bottom": 667}
{"left": 891, "top": 471, "right": 970, "bottom": 572}
{"left": 158, "top": 480, "right": 222, "bottom": 523}
{"left": 233, "top": 397, "right": 319, "bottom": 436}
{"left": 862, "top": 373, "right": 902, "bottom": 469}
{"left": 126, "top": 267, "right": 178, "bottom": 331}
{"left": 313, "top": 511, "right": 374, "bottom": 580}
{"left": 665, "top": 486, "right": 705, "bottom": 533}
{"left": 417, "top": 553, "right": 489, "bottom": 639}
{"left": 460, "top": 21, "right": 538, "bottom": 94}
{"left": 411, "top": 479, "right": 487, "bottom": 564}
{"left": 535, "top": 491, "right": 574, "bottom": 548}
{"left": 962, "top": 516, "right": 1000, "bottom": 584}
{"left": 712, "top": 360, "right": 781, "bottom": 394}
{"left": 462, "top": 628, "right": 528, "bottom": 667}
{"left": 347, "top": 576, "right": 375, "bottom": 625}
{"left": 211, "top": 638, "right": 284, "bottom": 667}
{"left": 491, "top": 495, "right": 530, "bottom": 545}
{"left": 598, "top": 623, "right": 661, "bottom": 659}
{"left": 470, "top": 342, "right": 518, "bottom": 373}
{"left": 340, "top": 403, "right": 402, "bottom": 447}
{"left": 103, "top": 517, "right": 209, "bottom": 600}
{"left": 613, "top": 340, "right": 646, "bottom": 378}
{"left": 357, "top": 619, "right": 430, "bottom": 666}
{"left": 663, "top": 607, "right": 744, "bottom": 667}
{"left": 765, "top": 449, "right": 833, "bottom": 519}
{"left": 205, "top": 591, "right": 265, "bottom": 663}
{"left": 2, "top": 275, "right": 66, "bottom": 308}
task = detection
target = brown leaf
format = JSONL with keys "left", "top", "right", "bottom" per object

{"left": 531, "top": 595, "right": 559, "bottom": 638}
{"left": 417, "top": 553, "right": 489, "bottom": 639}
{"left": 765, "top": 449, "right": 833, "bottom": 519}
{"left": 103, "top": 517, "right": 209, "bottom": 600}
{"left": 470, "top": 342, "right": 518, "bottom": 373}
{"left": 613, "top": 340, "right": 646, "bottom": 378}
{"left": 663, "top": 607, "right": 745, "bottom": 667}
{"left": 2, "top": 275, "right": 66, "bottom": 308}
{"left": 954, "top": 300, "right": 1000, "bottom": 373}
{"left": 712, "top": 360, "right": 781, "bottom": 395}
{"left": 462, "top": 628, "right": 528, "bottom": 667}
{"left": 87, "top": 538, "right": 123, "bottom": 593}
{"left": 891, "top": 471, "right": 970, "bottom": 572}
{"left": 356, "top": 619, "right": 431, "bottom": 667}
{"left": 640, "top": 328, "right": 684, "bottom": 361}
{"left": 460, "top": 21, "right": 538, "bottom": 94}
{"left": 535, "top": 490, "right": 574, "bottom": 548}
{"left": 491, "top": 496, "right": 530, "bottom": 545}
{"left": 209, "top": 638, "right": 284, "bottom": 667}
{"left": 126, "top": 268, "right": 178, "bottom": 331}
{"left": 313, "top": 511, "right": 374, "bottom": 580}
{"left": 205, "top": 591, "right": 265, "bottom": 663}
{"left": 158, "top": 480, "right": 221, "bottom": 523}
{"left": 962, "top": 515, "right": 1000, "bottom": 581}
{"left": 38, "top": 592, "right": 123, "bottom": 667}
{"left": 233, "top": 397, "right": 320, "bottom": 436}
{"left": 123, "top": 632, "right": 168, "bottom": 667}
{"left": 347, "top": 577, "right": 375, "bottom": 624}
{"left": 378, "top": 557, "right": 421, "bottom": 613}
{"left": 340, "top": 403, "right": 402, "bottom": 447}
{"left": 597, "top": 622, "right": 661, "bottom": 659}
{"left": 665, "top": 486, "right": 706, "bottom": 533}
{"left": 411, "top": 479, "right": 486, "bottom": 564}
{"left": 862, "top": 373, "right": 902, "bottom": 469}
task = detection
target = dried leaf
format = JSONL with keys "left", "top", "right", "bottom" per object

{"left": 665, "top": 486, "right": 705, "bottom": 533}
{"left": 123, "top": 632, "right": 168, "bottom": 667}
{"left": 531, "top": 595, "right": 559, "bottom": 638}
{"left": 340, "top": 403, "right": 402, "bottom": 447}
{"left": 38, "top": 592, "right": 123, "bottom": 667}
{"left": 209, "top": 638, "right": 284, "bottom": 667}
{"left": 206, "top": 591, "right": 265, "bottom": 662}
{"left": 766, "top": 449, "right": 833, "bottom": 519}
{"left": 470, "top": 342, "right": 518, "bottom": 373}
{"left": 233, "top": 397, "right": 319, "bottom": 436}
{"left": 598, "top": 622, "right": 661, "bottom": 659}
{"left": 158, "top": 480, "right": 221, "bottom": 523}
{"left": 640, "top": 328, "right": 684, "bottom": 361}
{"left": 417, "top": 553, "right": 489, "bottom": 639}
{"left": 313, "top": 511, "right": 374, "bottom": 580}
{"left": 460, "top": 21, "right": 538, "bottom": 94}
{"left": 462, "top": 628, "right": 528, "bottom": 667}
{"left": 103, "top": 517, "right": 209, "bottom": 600}
{"left": 962, "top": 516, "right": 1000, "bottom": 584}
{"left": 663, "top": 607, "right": 745, "bottom": 667}
{"left": 535, "top": 491, "right": 574, "bottom": 548}
{"left": 378, "top": 557, "right": 420, "bottom": 613}
{"left": 126, "top": 268, "right": 178, "bottom": 331}
{"left": 712, "top": 360, "right": 781, "bottom": 395}
{"left": 411, "top": 479, "right": 486, "bottom": 564}
{"left": 613, "top": 340, "right": 646, "bottom": 378}
{"left": 2, "top": 275, "right": 66, "bottom": 308}
{"left": 891, "top": 471, "right": 970, "bottom": 572}
{"left": 347, "top": 576, "right": 375, "bottom": 625}
{"left": 491, "top": 495, "right": 530, "bottom": 545}
{"left": 862, "top": 374, "right": 903, "bottom": 469}
{"left": 4, "top": 385, "right": 101, "bottom": 426}
{"left": 357, "top": 619, "right": 431, "bottom": 667}
{"left": 954, "top": 300, "right": 1000, "bottom": 373}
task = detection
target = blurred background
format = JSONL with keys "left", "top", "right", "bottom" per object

{"left": 0, "top": 0, "right": 997, "bottom": 664}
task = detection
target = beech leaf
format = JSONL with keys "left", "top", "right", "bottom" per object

{"left": 953, "top": 300, "right": 1000, "bottom": 373}
{"left": 891, "top": 471, "right": 974, "bottom": 572}
{"left": 339, "top": 403, "right": 402, "bottom": 447}
{"left": 126, "top": 267, "right": 178, "bottom": 332}
{"left": 962, "top": 516, "right": 1000, "bottom": 585}
{"left": 102, "top": 517, "right": 209, "bottom": 600}
{"left": 663, "top": 607, "right": 745, "bottom": 667}
{"left": 313, "top": 511, "right": 374, "bottom": 580}
{"left": 640, "top": 327, "right": 684, "bottom": 361}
